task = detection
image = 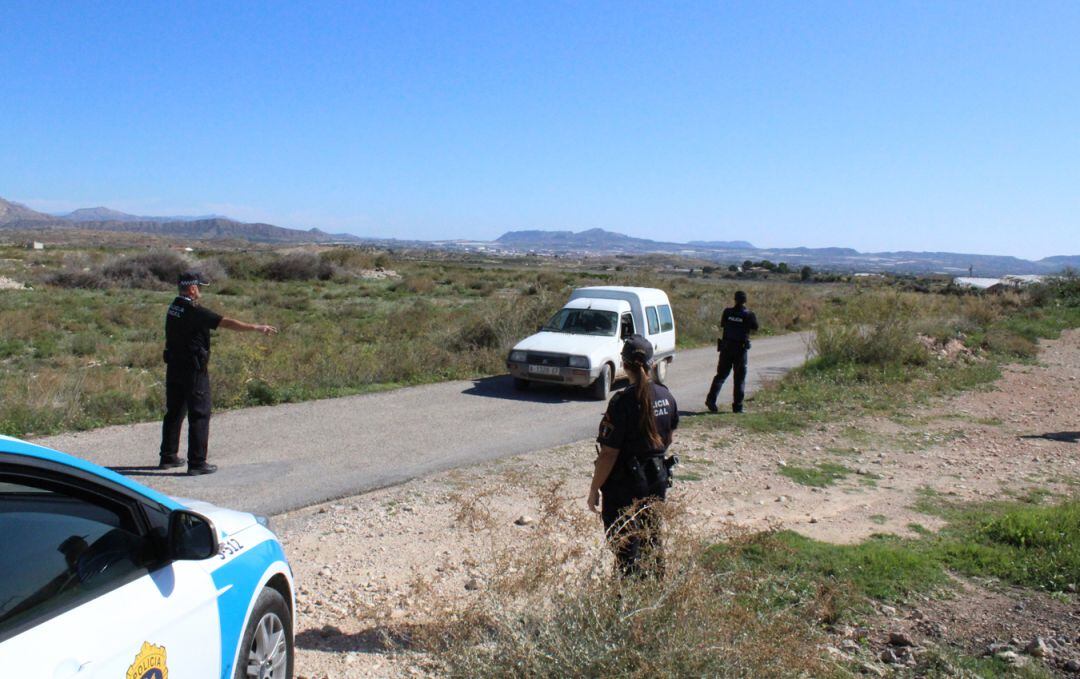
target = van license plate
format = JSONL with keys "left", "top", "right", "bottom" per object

{"left": 528, "top": 365, "right": 560, "bottom": 376}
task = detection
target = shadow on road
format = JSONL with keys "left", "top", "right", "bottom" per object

{"left": 754, "top": 366, "right": 794, "bottom": 383}
{"left": 1019, "top": 431, "right": 1080, "bottom": 443}
{"left": 108, "top": 465, "right": 190, "bottom": 478}
{"left": 462, "top": 374, "right": 629, "bottom": 403}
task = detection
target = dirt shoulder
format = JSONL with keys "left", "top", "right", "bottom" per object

{"left": 279, "top": 329, "right": 1080, "bottom": 678}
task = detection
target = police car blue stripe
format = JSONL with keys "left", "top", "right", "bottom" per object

{"left": 0, "top": 435, "right": 183, "bottom": 510}
{"left": 211, "top": 539, "right": 288, "bottom": 678}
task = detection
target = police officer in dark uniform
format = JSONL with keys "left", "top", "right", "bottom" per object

{"left": 588, "top": 334, "right": 679, "bottom": 576}
{"left": 706, "top": 290, "right": 759, "bottom": 413}
{"left": 159, "top": 271, "right": 278, "bottom": 475}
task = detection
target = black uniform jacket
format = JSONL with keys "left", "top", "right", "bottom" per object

{"left": 164, "top": 296, "right": 223, "bottom": 370}
{"left": 597, "top": 383, "right": 679, "bottom": 457}
{"left": 720, "top": 305, "right": 758, "bottom": 350}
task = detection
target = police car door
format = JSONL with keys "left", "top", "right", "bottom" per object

{"left": 0, "top": 463, "right": 220, "bottom": 679}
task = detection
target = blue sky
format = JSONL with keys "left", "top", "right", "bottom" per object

{"left": 2, "top": 1, "right": 1077, "bottom": 258}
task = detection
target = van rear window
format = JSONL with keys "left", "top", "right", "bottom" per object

{"left": 646, "top": 307, "right": 660, "bottom": 335}
{"left": 658, "top": 305, "right": 674, "bottom": 332}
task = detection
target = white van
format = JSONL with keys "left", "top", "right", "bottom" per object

{"left": 506, "top": 286, "right": 676, "bottom": 400}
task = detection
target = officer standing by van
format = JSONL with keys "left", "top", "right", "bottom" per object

{"left": 159, "top": 271, "right": 278, "bottom": 475}
{"left": 705, "top": 290, "right": 758, "bottom": 413}
{"left": 588, "top": 335, "right": 679, "bottom": 576}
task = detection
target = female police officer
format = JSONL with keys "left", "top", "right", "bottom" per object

{"left": 587, "top": 334, "right": 679, "bottom": 576}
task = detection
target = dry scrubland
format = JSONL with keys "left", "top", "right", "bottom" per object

{"left": 1, "top": 244, "right": 823, "bottom": 437}
{"left": 274, "top": 275, "right": 1080, "bottom": 679}
{"left": 282, "top": 319, "right": 1080, "bottom": 678}
{"left": 3, "top": 242, "right": 1075, "bottom": 441}
{"left": 3, "top": 241, "right": 1079, "bottom": 676}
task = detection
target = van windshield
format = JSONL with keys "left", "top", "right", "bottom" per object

{"left": 543, "top": 309, "right": 619, "bottom": 336}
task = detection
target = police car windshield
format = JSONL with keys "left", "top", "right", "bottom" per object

{"left": 542, "top": 309, "right": 618, "bottom": 336}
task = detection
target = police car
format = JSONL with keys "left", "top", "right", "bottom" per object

{"left": 0, "top": 435, "right": 294, "bottom": 678}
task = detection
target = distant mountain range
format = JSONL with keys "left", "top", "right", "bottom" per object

{"left": 61, "top": 207, "right": 227, "bottom": 223}
{"left": 490, "top": 229, "right": 1080, "bottom": 276}
{"left": 2, "top": 197, "right": 1076, "bottom": 276}
{"left": 0, "top": 197, "right": 360, "bottom": 244}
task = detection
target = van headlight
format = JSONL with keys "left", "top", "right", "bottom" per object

{"left": 568, "top": 356, "right": 590, "bottom": 368}
{"left": 509, "top": 350, "right": 527, "bottom": 362}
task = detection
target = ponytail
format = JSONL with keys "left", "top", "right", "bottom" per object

{"left": 627, "top": 361, "right": 662, "bottom": 449}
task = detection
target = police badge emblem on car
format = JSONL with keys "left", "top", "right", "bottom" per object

{"left": 126, "top": 641, "right": 168, "bottom": 679}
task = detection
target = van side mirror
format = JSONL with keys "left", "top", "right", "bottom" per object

{"left": 168, "top": 510, "right": 219, "bottom": 560}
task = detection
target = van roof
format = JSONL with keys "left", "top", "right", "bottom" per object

{"left": 564, "top": 297, "right": 628, "bottom": 312}
{"left": 575, "top": 286, "right": 664, "bottom": 295}
{"left": 571, "top": 286, "right": 671, "bottom": 302}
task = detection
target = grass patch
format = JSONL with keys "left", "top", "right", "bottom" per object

{"left": 934, "top": 498, "right": 1080, "bottom": 592}
{"left": 869, "top": 514, "right": 887, "bottom": 525}
{"left": 779, "top": 461, "right": 851, "bottom": 488}
{"left": 917, "top": 647, "right": 1055, "bottom": 678}
{"left": 709, "top": 495, "right": 1080, "bottom": 630}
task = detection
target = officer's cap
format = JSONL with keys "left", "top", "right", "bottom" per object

{"left": 621, "top": 334, "right": 653, "bottom": 367}
{"left": 178, "top": 271, "right": 210, "bottom": 287}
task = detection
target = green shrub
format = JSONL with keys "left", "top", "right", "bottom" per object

{"left": 82, "top": 389, "right": 141, "bottom": 425}
{"left": 70, "top": 333, "right": 98, "bottom": 357}
{"left": 102, "top": 250, "right": 189, "bottom": 287}
{"left": 812, "top": 317, "right": 926, "bottom": 368}
{"left": 216, "top": 252, "right": 263, "bottom": 280}
{"left": 260, "top": 253, "right": 334, "bottom": 281}
{"left": 0, "top": 338, "right": 26, "bottom": 359}
{"left": 403, "top": 276, "right": 435, "bottom": 294}
{"left": 319, "top": 247, "right": 378, "bottom": 273}
{"left": 245, "top": 379, "right": 279, "bottom": 406}
{"left": 46, "top": 269, "right": 110, "bottom": 289}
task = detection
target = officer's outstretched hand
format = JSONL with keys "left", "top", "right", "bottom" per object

{"left": 258, "top": 325, "right": 279, "bottom": 336}
{"left": 587, "top": 487, "right": 601, "bottom": 514}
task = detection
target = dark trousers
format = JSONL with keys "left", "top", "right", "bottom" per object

{"left": 706, "top": 347, "right": 748, "bottom": 410}
{"left": 160, "top": 367, "right": 212, "bottom": 465}
{"left": 601, "top": 458, "right": 668, "bottom": 577}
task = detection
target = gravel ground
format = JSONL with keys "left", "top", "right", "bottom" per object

{"left": 280, "top": 329, "right": 1080, "bottom": 678}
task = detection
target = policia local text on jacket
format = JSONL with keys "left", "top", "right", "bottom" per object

{"left": 706, "top": 290, "right": 758, "bottom": 413}
{"left": 159, "top": 272, "right": 277, "bottom": 475}
{"left": 589, "top": 335, "right": 679, "bottom": 576}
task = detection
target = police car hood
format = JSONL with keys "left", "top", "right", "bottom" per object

{"left": 512, "top": 331, "right": 619, "bottom": 357}
{"left": 174, "top": 497, "right": 259, "bottom": 538}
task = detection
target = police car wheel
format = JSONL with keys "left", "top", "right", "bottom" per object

{"left": 237, "top": 587, "right": 294, "bottom": 679}
{"left": 590, "top": 364, "right": 611, "bottom": 400}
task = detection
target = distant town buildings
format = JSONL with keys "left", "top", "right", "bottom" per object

{"left": 953, "top": 275, "right": 1046, "bottom": 292}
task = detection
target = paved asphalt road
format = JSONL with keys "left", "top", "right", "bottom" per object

{"left": 36, "top": 333, "right": 810, "bottom": 516}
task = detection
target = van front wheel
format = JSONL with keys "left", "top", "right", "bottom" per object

{"left": 590, "top": 364, "right": 611, "bottom": 401}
